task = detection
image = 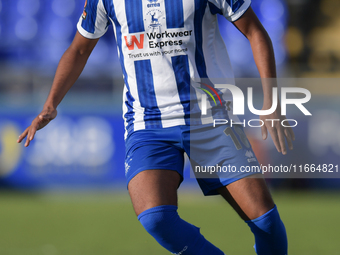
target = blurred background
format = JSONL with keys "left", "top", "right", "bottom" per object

{"left": 0, "top": 0, "right": 340, "bottom": 254}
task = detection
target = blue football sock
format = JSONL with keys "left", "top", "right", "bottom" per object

{"left": 138, "top": 205, "right": 224, "bottom": 255}
{"left": 246, "top": 205, "right": 288, "bottom": 255}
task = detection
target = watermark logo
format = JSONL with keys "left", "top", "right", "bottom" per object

{"left": 197, "top": 82, "right": 223, "bottom": 107}
{"left": 196, "top": 83, "right": 312, "bottom": 128}
{"left": 199, "top": 84, "right": 311, "bottom": 116}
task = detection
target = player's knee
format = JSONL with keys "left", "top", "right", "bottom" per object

{"left": 246, "top": 205, "right": 287, "bottom": 255}
{"left": 138, "top": 205, "right": 179, "bottom": 236}
{"left": 250, "top": 204, "right": 275, "bottom": 220}
{"left": 247, "top": 205, "right": 285, "bottom": 235}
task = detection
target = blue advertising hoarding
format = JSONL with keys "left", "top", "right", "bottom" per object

{"left": 0, "top": 109, "right": 126, "bottom": 189}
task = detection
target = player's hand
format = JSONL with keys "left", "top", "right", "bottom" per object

{"left": 260, "top": 109, "right": 295, "bottom": 155}
{"left": 17, "top": 107, "right": 57, "bottom": 147}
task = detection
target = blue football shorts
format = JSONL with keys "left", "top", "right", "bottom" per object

{"left": 124, "top": 124, "right": 261, "bottom": 196}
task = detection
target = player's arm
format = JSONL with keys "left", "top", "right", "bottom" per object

{"left": 17, "top": 32, "right": 99, "bottom": 147}
{"left": 232, "top": 7, "right": 295, "bottom": 155}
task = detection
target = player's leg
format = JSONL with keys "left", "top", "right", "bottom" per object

{"left": 217, "top": 174, "right": 274, "bottom": 221}
{"left": 217, "top": 175, "right": 287, "bottom": 255}
{"left": 128, "top": 169, "right": 225, "bottom": 255}
{"left": 188, "top": 124, "right": 287, "bottom": 255}
{"left": 128, "top": 169, "right": 180, "bottom": 215}
{"left": 125, "top": 128, "right": 224, "bottom": 254}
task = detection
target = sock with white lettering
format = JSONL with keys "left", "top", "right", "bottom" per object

{"left": 138, "top": 205, "right": 224, "bottom": 255}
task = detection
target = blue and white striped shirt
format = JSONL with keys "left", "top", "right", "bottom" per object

{"left": 77, "top": 0, "right": 250, "bottom": 137}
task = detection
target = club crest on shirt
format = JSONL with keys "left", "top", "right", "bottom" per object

{"left": 146, "top": 10, "right": 163, "bottom": 29}
{"left": 82, "top": 0, "right": 88, "bottom": 19}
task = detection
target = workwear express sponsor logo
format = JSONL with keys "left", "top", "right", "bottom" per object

{"left": 124, "top": 30, "right": 192, "bottom": 50}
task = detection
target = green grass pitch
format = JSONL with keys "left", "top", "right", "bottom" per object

{"left": 0, "top": 190, "right": 339, "bottom": 255}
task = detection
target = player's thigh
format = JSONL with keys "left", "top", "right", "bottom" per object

{"left": 128, "top": 169, "right": 182, "bottom": 216}
{"left": 125, "top": 128, "right": 185, "bottom": 216}
{"left": 187, "top": 124, "right": 273, "bottom": 220}
{"left": 217, "top": 174, "right": 274, "bottom": 221}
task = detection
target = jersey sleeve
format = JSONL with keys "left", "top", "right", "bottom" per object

{"left": 77, "top": 0, "right": 109, "bottom": 39}
{"left": 208, "top": 0, "right": 251, "bottom": 22}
